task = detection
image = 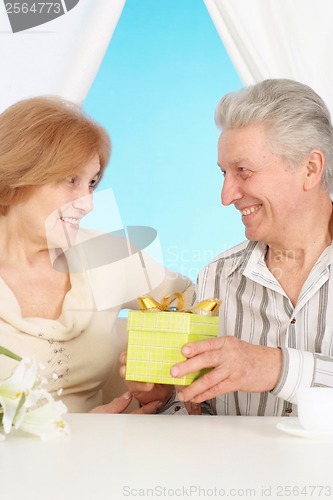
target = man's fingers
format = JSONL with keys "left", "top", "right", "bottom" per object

{"left": 176, "top": 366, "right": 230, "bottom": 402}
{"left": 170, "top": 349, "right": 222, "bottom": 379}
{"left": 184, "top": 401, "right": 202, "bottom": 415}
{"left": 181, "top": 336, "right": 226, "bottom": 358}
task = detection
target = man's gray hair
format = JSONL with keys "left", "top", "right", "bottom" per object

{"left": 215, "top": 79, "right": 333, "bottom": 195}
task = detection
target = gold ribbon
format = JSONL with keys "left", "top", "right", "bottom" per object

{"left": 137, "top": 293, "right": 221, "bottom": 316}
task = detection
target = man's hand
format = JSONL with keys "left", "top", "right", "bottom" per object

{"left": 119, "top": 352, "right": 174, "bottom": 407}
{"left": 170, "top": 336, "right": 282, "bottom": 403}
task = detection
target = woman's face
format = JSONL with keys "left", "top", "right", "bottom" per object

{"left": 10, "top": 154, "right": 101, "bottom": 249}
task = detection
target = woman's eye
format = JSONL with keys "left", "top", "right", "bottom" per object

{"left": 66, "top": 177, "right": 77, "bottom": 185}
{"left": 89, "top": 175, "right": 100, "bottom": 189}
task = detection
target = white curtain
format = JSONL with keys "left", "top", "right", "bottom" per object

{"left": 0, "top": 0, "right": 125, "bottom": 112}
{"left": 203, "top": 0, "right": 333, "bottom": 114}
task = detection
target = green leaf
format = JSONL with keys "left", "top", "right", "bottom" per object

{"left": 0, "top": 346, "right": 22, "bottom": 362}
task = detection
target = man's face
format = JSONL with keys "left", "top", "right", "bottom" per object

{"left": 217, "top": 123, "right": 307, "bottom": 246}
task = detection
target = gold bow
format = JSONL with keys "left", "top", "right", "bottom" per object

{"left": 137, "top": 293, "right": 221, "bottom": 316}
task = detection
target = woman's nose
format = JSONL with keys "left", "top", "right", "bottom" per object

{"left": 72, "top": 193, "right": 94, "bottom": 214}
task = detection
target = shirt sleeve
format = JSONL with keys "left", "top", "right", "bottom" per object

{"left": 156, "top": 389, "right": 215, "bottom": 415}
{"left": 156, "top": 389, "right": 189, "bottom": 415}
{"left": 271, "top": 346, "right": 323, "bottom": 404}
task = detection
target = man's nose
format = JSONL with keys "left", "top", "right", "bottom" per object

{"left": 221, "top": 173, "right": 243, "bottom": 206}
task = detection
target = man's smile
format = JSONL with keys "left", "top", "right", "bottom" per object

{"left": 238, "top": 204, "right": 262, "bottom": 216}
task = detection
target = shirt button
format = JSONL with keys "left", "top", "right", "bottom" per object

{"left": 174, "top": 406, "right": 181, "bottom": 412}
{"left": 290, "top": 318, "right": 296, "bottom": 324}
{"left": 285, "top": 407, "right": 293, "bottom": 414}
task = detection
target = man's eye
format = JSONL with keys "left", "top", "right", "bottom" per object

{"left": 238, "top": 167, "right": 252, "bottom": 179}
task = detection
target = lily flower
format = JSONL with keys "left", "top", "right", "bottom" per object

{"left": 18, "top": 399, "right": 69, "bottom": 440}
{"left": 0, "top": 357, "right": 39, "bottom": 434}
{"left": 0, "top": 348, "right": 69, "bottom": 439}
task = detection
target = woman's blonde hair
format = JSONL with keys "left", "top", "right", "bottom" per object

{"left": 0, "top": 96, "right": 111, "bottom": 215}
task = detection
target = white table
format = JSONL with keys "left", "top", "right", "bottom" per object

{"left": 1, "top": 415, "right": 332, "bottom": 500}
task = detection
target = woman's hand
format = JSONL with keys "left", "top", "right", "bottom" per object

{"left": 119, "top": 352, "right": 174, "bottom": 407}
{"left": 90, "top": 391, "right": 162, "bottom": 414}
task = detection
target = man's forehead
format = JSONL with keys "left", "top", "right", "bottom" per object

{"left": 217, "top": 156, "right": 249, "bottom": 169}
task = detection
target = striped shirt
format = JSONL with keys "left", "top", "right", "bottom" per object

{"left": 160, "top": 240, "right": 333, "bottom": 417}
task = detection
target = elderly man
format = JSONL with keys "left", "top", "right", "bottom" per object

{"left": 123, "top": 79, "right": 333, "bottom": 416}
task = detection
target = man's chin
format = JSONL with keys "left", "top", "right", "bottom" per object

{"left": 244, "top": 227, "right": 260, "bottom": 242}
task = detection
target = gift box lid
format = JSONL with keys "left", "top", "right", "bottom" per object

{"left": 127, "top": 310, "right": 219, "bottom": 335}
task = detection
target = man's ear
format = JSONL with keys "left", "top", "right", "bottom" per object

{"left": 303, "top": 150, "right": 325, "bottom": 191}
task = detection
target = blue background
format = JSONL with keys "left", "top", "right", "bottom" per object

{"left": 84, "top": 0, "right": 244, "bottom": 282}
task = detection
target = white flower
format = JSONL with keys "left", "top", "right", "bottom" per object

{"left": 18, "top": 399, "right": 70, "bottom": 440}
{"left": 0, "top": 357, "right": 39, "bottom": 434}
{"left": 0, "top": 351, "right": 69, "bottom": 439}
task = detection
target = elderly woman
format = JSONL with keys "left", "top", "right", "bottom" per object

{"left": 0, "top": 96, "right": 193, "bottom": 414}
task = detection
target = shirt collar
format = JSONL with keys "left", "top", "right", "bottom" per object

{"left": 224, "top": 239, "right": 333, "bottom": 282}
{"left": 222, "top": 240, "right": 265, "bottom": 279}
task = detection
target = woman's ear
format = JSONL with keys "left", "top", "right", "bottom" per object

{"left": 303, "top": 150, "right": 325, "bottom": 191}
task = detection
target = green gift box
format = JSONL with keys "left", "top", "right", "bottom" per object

{"left": 125, "top": 309, "right": 219, "bottom": 385}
